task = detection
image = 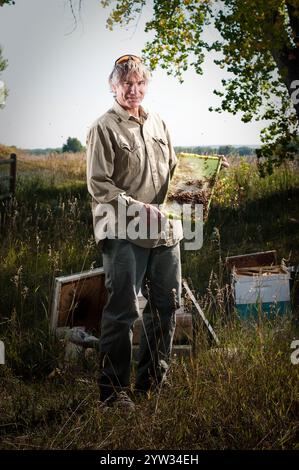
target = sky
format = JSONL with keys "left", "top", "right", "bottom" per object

{"left": 0, "top": 0, "right": 267, "bottom": 149}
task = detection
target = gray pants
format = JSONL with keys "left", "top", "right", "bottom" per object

{"left": 99, "top": 239, "right": 181, "bottom": 400}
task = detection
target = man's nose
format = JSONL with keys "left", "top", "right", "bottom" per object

{"left": 128, "top": 84, "right": 138, "bottom": 94}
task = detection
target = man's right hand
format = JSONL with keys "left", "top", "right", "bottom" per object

{"left": 140, "top": 203, "right": 168, "bottom": 233}
{"left": 144, "top": 203, "right": 162, "bottom": 221}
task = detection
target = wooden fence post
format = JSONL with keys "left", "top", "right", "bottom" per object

{"left": 0, "top": 153, "right": 17, "bottom": 201}
{"left": 9, "top": 153, "right": 17, "bottom": 196}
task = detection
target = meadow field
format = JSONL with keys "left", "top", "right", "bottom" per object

{"left": 0, "top": 148, "right": 298, "bottom": 449}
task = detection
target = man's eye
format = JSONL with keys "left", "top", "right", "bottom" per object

{"left": 139, "top": 81, "right": 145, "bottom": 85}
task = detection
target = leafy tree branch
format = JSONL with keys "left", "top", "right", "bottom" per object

{"left": 100, "top": 0, "right": 299, "bottom": 174}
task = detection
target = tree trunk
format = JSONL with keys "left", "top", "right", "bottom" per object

{"left": 273, "top": 47, "right": 299, "bottom": 122}
{"left": 269, "top": 2, "right": 299, "bottom": 122}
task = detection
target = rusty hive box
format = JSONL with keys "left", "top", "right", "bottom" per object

{"left": 226, "top": 250, "right": 277, "bottom": 272}
{"left": 132, "top": 296, "right": 192, "bottom": 346}
{"left": 50, "top": 267, "right": 107, "bottom": 334}
{"left": 51, "top": 269, "right": 193, "bottom": 355}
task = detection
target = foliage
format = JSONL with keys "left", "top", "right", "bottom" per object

{"left": 0, "top": 0, "right": 15, "bottom": 6}
{"left": 62, "top": 137, "right": 84, "bottom": 153}
{"left": 174, "top": 145, "right": 256, "bottom": 156}
{"left": 0, "top": 46, "right": 8, "bottom": 109}
{"left": 24, "top": 148, "right": 62, "bottom": 156}
{"left": 0, "top": 0, "right": 13, "bottom": 108}
{"left": 100, "top": 0, "right": 299, "bottom": 174}
{"left": 0, "top": 143, "right": 16, "bottom": 158}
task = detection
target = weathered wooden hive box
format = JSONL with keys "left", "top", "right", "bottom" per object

{"left": 132, "top": 295, "right": 193, "bottom": 358}
{"left": 51, "top": 268, "right": 193, "bottom": 356}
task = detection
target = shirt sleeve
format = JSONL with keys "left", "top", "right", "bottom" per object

{"left": 162, "top": 120, "right": 177, "bottom": 180}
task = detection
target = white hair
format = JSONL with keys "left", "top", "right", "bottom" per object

{"left": 109, "top": 58, "right": 151, "bottom": 92}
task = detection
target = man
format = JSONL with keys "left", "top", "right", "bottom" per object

{"left": 86, "top": 55, "right": 183, "bottom": 411}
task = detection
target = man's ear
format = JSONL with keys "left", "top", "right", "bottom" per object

{"left": 109, "top": 79, "right": 116, "bottom": 94}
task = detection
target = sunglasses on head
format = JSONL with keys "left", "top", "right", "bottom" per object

{"left": 115, "top": 54, "right": 142, "bottom": 65}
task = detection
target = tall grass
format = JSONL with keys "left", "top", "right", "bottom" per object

{"left": 0, "top": 151, "right": 99, "bottom": 378}
{"left": 1, "top": 317, "right": 298, "bottom": 450}
{"left": 182, "top": 159, "right": 299, "bottom": 304}
{"left": 0, "top": 150, "right": 298, "bottom": 449}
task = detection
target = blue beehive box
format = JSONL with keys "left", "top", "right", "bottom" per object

{"left": 232, "top": 267, "right": 291, "bottom": 318}
{"left": 226, "top": 251, "right": 291, "bottom": 319}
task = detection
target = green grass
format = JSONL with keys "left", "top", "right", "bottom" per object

{"left": 0, "top": 153, "right": 299, "bottom": 449}
{"left": 0, "top": 317, "right": 298, "bottom": 450}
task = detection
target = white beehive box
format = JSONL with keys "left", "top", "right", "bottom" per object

{"left": 232, "top": 268, "right": 291, "bottom": 318}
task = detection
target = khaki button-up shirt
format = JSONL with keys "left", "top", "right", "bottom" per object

{"left": 86, "top": 100, "right": 183, "bottom": 248}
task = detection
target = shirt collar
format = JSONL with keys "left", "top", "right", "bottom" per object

{"left": 112, "top": 100, "right": 148, "bottom": 122}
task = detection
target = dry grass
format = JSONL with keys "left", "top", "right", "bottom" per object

{"left": 0, "top": 317, "right": 298, "bottom": 450}
{"left": 0, "top": 147, "right": 299, "bottom": 449}
{"left": 16, "top": 150, "right": 87, "bottom": 182}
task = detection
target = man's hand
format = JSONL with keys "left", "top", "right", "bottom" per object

{"left": 219, "top": 155, "right": 230, "bottom": 169}
{"left": 143, "top": 203, "right": 165, "bottom": 225}
{"left": 139, "top": 203, "right": 168, "bottom": 235}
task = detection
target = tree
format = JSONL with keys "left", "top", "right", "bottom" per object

{"left": 1, "top": 1, "right": 17, "bottom": 108}
{"left": 217, "top": 145, "right": 237, "bottom": 156}
{"left": 238, "top": 146, "right": 255, "bottom": 157}
{"left": 100, "top": 0, "right": 299, "bottom": 174}
{"left": 62, "top": 137, "right": 84, "bottom": 153}
{"left": 0, "top": 46, "right": 8, "bottom": 109}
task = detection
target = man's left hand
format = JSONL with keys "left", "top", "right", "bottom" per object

{"left": 219, "top": 155, "right": 230, "bottom": 168}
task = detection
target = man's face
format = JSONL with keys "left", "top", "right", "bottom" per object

{"left": 113, "top": 72, "right": 147, "bottom": 110}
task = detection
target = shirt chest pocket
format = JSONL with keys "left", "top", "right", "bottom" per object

{"left": 114, "top": 136, "right": 141, "bottom": 177}
{"left": 152, "top": 136, "right": 169, "bottom": 166}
